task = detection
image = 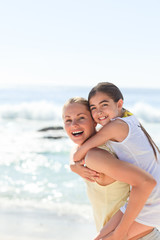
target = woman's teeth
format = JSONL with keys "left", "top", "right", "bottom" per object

{"left": 72, "top": 131, "right": 83, "bottom": 136}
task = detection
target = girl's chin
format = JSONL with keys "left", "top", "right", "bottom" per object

{"left": 99, "top": 120, "right": 109, "bottom": 126}
{"left": 99, "top": 122, "right": 107, "bottom": 126}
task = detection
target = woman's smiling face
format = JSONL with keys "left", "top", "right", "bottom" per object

{"left": 63, "top": 102, "right": 96, "bottom": 146}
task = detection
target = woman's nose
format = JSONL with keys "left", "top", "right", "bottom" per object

{"left": 72, "top": 119, "right": 78, "bottom": 126}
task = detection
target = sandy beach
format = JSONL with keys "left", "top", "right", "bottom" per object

{"left": 0, "top": 206, "right": 96, "bottom": 240}
{"left": 1, "top": 207, "right": 160, "bottom": 240}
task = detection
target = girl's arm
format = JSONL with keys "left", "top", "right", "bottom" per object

{"left": 70, "top": 149, "right": 100, "bottom": 182}
{"left": 85, "top": 148, "right": 156, "bottom": 240}
{"left": 74, "top": 120, "right": 128, "bottom": 162}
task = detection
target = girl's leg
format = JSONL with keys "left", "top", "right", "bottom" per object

{"left": 94, "top": 210, "right": 154, "bottom": 240}
{"left": 137, "top": 228, "right": 160, "bottom": 240}
{"left": 128, "top": 221, "right": 154, "bottom": 239}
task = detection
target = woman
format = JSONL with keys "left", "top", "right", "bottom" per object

{"left": 63, "top": 97, "right": 130, "bottom": 232}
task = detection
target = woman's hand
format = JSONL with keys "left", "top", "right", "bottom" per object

{"left": 71, "top": 160, "right": 100, "bottom": 182}
{"left": 92, "top": 205, "right": 128, "bottom": 240}
{"left": 94, "top": 228, "right": 128, "bottom": 240}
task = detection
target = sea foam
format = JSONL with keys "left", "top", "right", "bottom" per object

{"left": 0, "top": 101, "right": 160, "bottom": 123}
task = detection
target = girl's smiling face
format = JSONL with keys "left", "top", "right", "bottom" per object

{"left": 89, "top": 92, "right": 123, "bottom": 126}
{"left": 63, "top": 103, "right": 96, "bottom": 146}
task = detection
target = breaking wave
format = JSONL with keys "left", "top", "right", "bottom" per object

{"left": 0, "top": 101, "right": 160, "bottom": 123}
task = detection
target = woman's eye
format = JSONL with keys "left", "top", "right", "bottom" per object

{"left": 65, "top": 119, "right": 71, "bottom": 123}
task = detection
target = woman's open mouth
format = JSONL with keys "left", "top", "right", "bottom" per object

{"left": 72, "top": 131, "right": 84, "bottom": 136}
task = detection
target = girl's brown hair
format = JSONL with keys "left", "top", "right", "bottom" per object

{"left": 88, "top": 82, "right": 124, "bottom": 103}
{"left": 88, "top": 82, "right": 160, "bottom": 160}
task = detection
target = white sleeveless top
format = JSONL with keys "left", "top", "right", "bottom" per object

{"left": 106, "top": 115, "right": 160, "bottom": 228}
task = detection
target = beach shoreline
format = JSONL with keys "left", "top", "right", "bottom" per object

{"left": 0, "top": 206, "right": 96, "bottom": 240}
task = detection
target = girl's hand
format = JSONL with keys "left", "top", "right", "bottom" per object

{"left": 74, "top": 160, "right": 100, "bottom": 182}
{"left": 73, "top": 145, "right": 87, "bottom": 162}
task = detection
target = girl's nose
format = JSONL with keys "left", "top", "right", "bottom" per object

{"left": 97, "top": 109, "right": 103, "bottom": 115}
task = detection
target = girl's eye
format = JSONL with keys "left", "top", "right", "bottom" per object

{"left": 102, "top": 103, "right": 108, "bottom": 107}
{"left": 90, "top": 107, "right": 96, "bottom": 111}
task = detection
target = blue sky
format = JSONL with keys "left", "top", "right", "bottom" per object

{"left": 0, "top": 0, "right": 160, "bottom": 88}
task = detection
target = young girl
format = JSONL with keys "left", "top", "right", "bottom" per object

{"left": 73, "top": 82, "right": 160, "bottom": 239}
{"left": 62, "top": 97, "right": 159, "bottom": 240}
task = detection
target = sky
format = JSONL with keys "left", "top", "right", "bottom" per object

{"left": 0, "top": 0, "right": 160, "bottom": 89}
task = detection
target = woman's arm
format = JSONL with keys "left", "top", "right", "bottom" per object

{"left": 70, "top": 161, "right": 100, "bottom": 182}
{"left": 85, "top": 148, "right": 156, "bottom": 240}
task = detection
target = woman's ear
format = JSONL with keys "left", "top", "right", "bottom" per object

{"left": 117, "top": 99, "right": 123, "bottom": 110}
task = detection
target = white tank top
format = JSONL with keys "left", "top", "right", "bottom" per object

{"left": 106, "top": 115, "right": 160, "bottom": 228}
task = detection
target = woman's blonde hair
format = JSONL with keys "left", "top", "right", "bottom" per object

{"left": 63, "top": 96, "right": 89, "bottom": 112}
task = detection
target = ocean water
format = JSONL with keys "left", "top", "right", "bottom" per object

{"left": 0, "top": 85, "right": 160, "bottom": 224}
